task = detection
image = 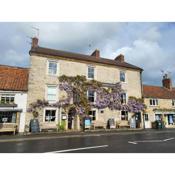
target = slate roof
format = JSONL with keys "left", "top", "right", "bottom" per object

{"left": 29, "top": 46, "right": 143, "bottom": 71}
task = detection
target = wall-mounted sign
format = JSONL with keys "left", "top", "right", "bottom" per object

{"left": 62, "top": 115, "right": 67, "bottom": 120}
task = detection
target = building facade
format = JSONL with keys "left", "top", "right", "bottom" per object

{"left": 0, "top": 65, "right": 28, "bottom": 133}
{"left": 143, "top": 74, "right": 175, "bottom": 128}
{"left": 26, "top": 37, "right": 143, "bottom": 131}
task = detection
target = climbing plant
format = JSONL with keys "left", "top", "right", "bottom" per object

{"left": 27, "top": 75, "right": 146, "bottom": 117}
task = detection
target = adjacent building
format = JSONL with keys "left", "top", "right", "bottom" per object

{"left": 26, "top": 37, "right": 143, "bottom": 131}
{"left": 0, "top": 65, "right": 28, "bottom": 133}
{"left": 143, "top": 74, "right": 175, "bottom": 128}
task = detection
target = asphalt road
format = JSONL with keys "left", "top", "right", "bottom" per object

{"left": 0, "top": 130, "right": 175, "bottom": 153}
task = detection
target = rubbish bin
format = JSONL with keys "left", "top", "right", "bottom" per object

{"left": 156, "top": 120, "right": 162, "bottom": 129}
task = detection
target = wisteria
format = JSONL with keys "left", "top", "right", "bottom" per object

{"left": 28, "top": 75, "right": 146, "bottom": 117}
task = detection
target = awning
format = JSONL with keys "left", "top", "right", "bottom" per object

{"left": 0, "top": 108, "right": 22, "bottom": 112}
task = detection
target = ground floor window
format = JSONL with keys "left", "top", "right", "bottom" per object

{"left": 45, "top": 109, "right": 56, "bottom": 122}
{"left": 167, "top": 114, "right": 175, "bottom": 125}
{"left": 89, "top": 110, "right": 96, "bottom": 121}
{"left": 155, "top": 114, "right": 162, "bottom": 121}
{"left": 0, "top": 112, "right": 17, "bottom": 123}
{"left": 121, "top": 111, "right": 128, "bottom": 120}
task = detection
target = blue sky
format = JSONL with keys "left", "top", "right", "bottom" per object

{"left": 0, "top": 22, "right": 175, "bottom": 86}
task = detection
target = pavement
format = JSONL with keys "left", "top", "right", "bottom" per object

{"left": 0, "top": 128, "right": 175, "bottom": 153}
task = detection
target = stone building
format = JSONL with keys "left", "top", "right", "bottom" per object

{"left": 143, "top": 74, "right": 175, "bottom": 128}
{"left": 0, "top": 65, "right": 28, "bottom": 133}
{"left": 26, "top": 37, "right": 143, "bottom": 131}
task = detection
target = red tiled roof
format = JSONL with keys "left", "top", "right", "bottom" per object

{"left": 0, "top": 65, "right": 29, "bottom": 91}
{"left": 143, "top": 85, "right": 175, "bottom": 99}
{"left": 29, "top": 46, "right": 143, "bottom": 71}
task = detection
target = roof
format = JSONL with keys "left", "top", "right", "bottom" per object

{"left": 0, "top": 65, "right": 29, "bottom": 91}
{"left": 143, "top": 85, "right": 175, "bottom": 99}
{"left": 29, "top": 46, "right": 143, "bottom": 71}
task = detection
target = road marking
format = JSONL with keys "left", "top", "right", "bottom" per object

{"left": 46, "top": 145, "right": 108, "bottom": 153}
{"left": 128, "top": 137, "right": 175, "bottom": 145}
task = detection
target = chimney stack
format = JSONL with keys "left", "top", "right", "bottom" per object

{"left": 115, "top": 54, "right": 125, "bottom": 62}
{"left": 31, "top": 37, "right": 39, "bottom": 48}
{"left": 162, "top": 73, "right": 172, "bottom": 90}
{"left": 91, "top": 49, "right": 100, "bottom": 58}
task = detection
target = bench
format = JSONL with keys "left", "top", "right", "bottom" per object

{"left": 117, "top": 120, "right": 130, "bottom": 128}
{"left": 0, "top": 123, "right": 17, "bottom": 135}
{"left": 40, "top": 122, "right": 57, "bottom": 132}
{"left": 91, "top": 120, "right": 106, "bottom": 130}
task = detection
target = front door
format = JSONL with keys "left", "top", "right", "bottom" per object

{"left": 135, "top": 112, "right": 141, "bottom": 128}
{"left": 68, "top": 108, "right": 76, "bottom": 130}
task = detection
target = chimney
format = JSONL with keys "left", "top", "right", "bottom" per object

{"left": 115, "top": 54, "right": 125, "bottom": 62}
{"left": 91, "top": 49, "right": 100, "bottom": 58}
{"left": 162, "top": 73, "right": 172, "bottom": 90}
{"left": 31, "top": 37, "right": 39, "bottom": 48}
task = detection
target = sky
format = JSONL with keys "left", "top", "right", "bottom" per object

{"left": 0, "top": 22, "right": 175, "bottom": 86}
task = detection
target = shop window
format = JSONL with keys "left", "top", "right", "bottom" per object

{"left": 150, "top": 99, "right": 158, "bottom": 106}
{"left": 0, "top": 94, "right": 15, "bottom": 104}
{"left": 45, "top": 109, "right": 56, "bottom": 122}
{"left": 89, "top": 110, "right": 96, "bottom": 121}
{"left": 121, "top": 111, "right": 128, "bottom": 120}
{"left": 0, "top": 112, "right": 17, "bottom": 123}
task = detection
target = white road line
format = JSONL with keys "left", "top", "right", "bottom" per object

{"left": 163, "top": 137, "right": 174, "bottom": 142}
{"left": 45, "top": 145, "right": 108, "bottom": 153}
{"left": 128, "top": 137, "right": 175, "bottom": 145}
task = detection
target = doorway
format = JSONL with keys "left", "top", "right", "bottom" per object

{"left": 68, "top": 107, "right": 76, "bottom": 129}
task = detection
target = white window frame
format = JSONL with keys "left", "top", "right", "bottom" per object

{"left": 47, "top": 60, "right": 59, "bottom": 76}
{"left": 0, "top": 94, "right": 15, "bottom": 104}
{"left": 121, "top": 92, "right": 127, "bottom": 104}
{"left": 45, "top": 85, "right": 58, "bottom": 103}
{"left": 43, "top": 108, "right": 58, "bottom": 123}
{"left": 150, "top": 98, "right": 159, "bottom": 106}
{"left": 88, "top": 108, "right": 98, "bottom": 121}
{"left": 119, "top": 70, "right": 127, "bottom": 83}
{"left": 87, "top": 65, "right": 96, "bottom": 80}
{"left": 87, "top": 90, "right": 96, "bottom": 103}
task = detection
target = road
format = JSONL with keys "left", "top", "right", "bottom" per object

{"left": 0, "top": 129, "right": 175, "bottom": 153}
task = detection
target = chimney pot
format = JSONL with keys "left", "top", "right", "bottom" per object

{"left": 91, "top": 49, "right": 100, "bottom": 58}
{"left": 32, "top": 37, "right": 39, "bottom": 48}
{"left": 115, "top": 54, "right": 125, "bottom": 62}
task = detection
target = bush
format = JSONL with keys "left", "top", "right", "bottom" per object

{"left": 57, "top": 120, "right": 66, "bottom": 131}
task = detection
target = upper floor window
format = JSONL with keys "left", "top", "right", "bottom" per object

{"left": 87, "top": 66, "right": 95, "bottom": 79}
{"left": 120, "top": 71, "right": 126, "bottom": 82}
{"left": 121, "top": 93, "right": 127, "bottom": 104}
{"left": 47, "top": 85, "right": 57, "bottom": 102}
{"left": 150, "top": 99, "right": 158, "bottom": 106}
{"left": 172, "top": 99, "right": 175, "bottom": 107}
{"left": 48, "top": 61, "right": 58, "bottom": 75}
{"left": 0, "top": 94, "right": 15, "bottom": 104}
{"left": 87, "top": 90, "right": 95, "bottom": 103}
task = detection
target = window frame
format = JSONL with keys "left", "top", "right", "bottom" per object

{"left": 120, "top": 70, "right": 126, "bottom": 83}
{"left": 87, "top": 65, "right": 96, "bottom": 80}
{"left": 43, "top": 108, "right": 58, "bottom": 123}
{"left": 121, "top": 111, "right": 128, "bottom": 121}
{"left": 87, "top": 90, "right": 96, "bottom": 103}
{"left": 121, "top": 93, "right": 127, "bottom": 104}
{"left": 46, "top": 85, "right": 58, "bottom": 103}
{"left": 0, "top": 94, "right": 15, "bottom": 104}
{"left": 149, "top": 98, "right": 159, "bottom": 106}
{"left": 47, "top": 60, "right": 59, "bottom": 76}
{"left": 88, "top": 109, "right": 97, "bottom": 121}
